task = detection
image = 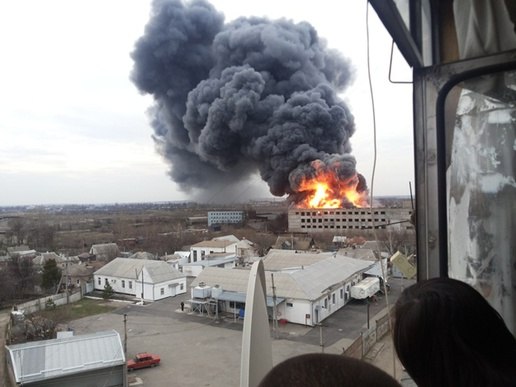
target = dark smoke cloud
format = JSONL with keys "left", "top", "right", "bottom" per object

{"left": 131, "top": 0, "right": 360, "bottom": 201}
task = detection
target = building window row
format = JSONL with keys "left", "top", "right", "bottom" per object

{"left": 295, "top": 210, "right": 387, "bottom": 216}
{"left": 300, "top": 225, "right": 387, "bottom": 230}
{"left": 300, "top": 218, "right": 388, "bottom": 223}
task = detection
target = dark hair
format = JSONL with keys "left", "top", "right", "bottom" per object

{"left": 393, "top": 277, "right": 516, "bottom": 387}
{"left": 258, "top": 353, "right": 400, "bottom": 387}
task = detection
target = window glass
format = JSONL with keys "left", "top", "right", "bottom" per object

{"left": 446, "top": 70, "right": 516, "bottom": 333}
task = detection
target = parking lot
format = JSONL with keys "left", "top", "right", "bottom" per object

{"left": 69, "top": 278, "right": 410, "bottom": 386}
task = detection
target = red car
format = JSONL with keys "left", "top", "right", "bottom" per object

{"left": 127, "top": 352, "right": 161, "bottom": 371}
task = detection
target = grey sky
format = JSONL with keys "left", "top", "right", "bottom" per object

{"left": 0, "top": 0, "right": 413, "bottom": 206}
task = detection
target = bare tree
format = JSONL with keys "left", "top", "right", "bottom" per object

{"left": 8, "top": 255, "right": 37, "bottom": 298}
{"left": 375, "top": 228, "right": 416, "bottom": 257}
{"left": 7, "top": 218, "right": 26, "bottom": 245}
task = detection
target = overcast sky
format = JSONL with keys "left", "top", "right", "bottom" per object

{"left": 0, "top": 0, "right": 413, "bottom": 206}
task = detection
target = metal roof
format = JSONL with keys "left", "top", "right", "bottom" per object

{"left": 364, "top": 259, "right": 388, "bottom": 280}
{"left": 338, "top": 247, "right": 377, "bottom": 261}
{"left": 191, "top": 239, "right": 236, "bottom": 248}
{"left": 263, "top": 249, "right": 333, "bottom": 271}
{"left": 192, "top": 254, "right": 374, "bottom": 301}
{"left": 291, "top": 256, "right": 374, "bottom": 299}
{"left": 212, "top": 235, "right": 240, "bottom": 243}
{"left": 6, "top": 330, "right": 125, "bottom": 384}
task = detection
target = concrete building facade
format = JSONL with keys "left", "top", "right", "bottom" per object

{"left": 207, "top": 211, "right": 245, "bottom": 227}
{"left": 288, "top": 207, "right": 414, "bottom": 233}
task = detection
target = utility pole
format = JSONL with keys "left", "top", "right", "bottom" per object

{"left": 123, "top": 314, "right": 128, "bottom": 356}
{"left": 271, "top": 273, "right": 278, "bottom": 338}
{"left": 65, "top": 256, "right": 69, "bottom": 304}
{"left": 141, "top": 269, "right": 144, "bottom": 302}
{"left": 123, "top": 313, "right": 128, "bottom": 387}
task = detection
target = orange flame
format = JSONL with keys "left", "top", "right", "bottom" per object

{"left": 295, "top": 171, "right": 368, "bottom": 209}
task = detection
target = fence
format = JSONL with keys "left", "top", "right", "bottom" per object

{"left": 343, "top": 306, "right": 392, "bottom": 359}
{"left": 14, "top": 291, "right": 82, "bottom": 315}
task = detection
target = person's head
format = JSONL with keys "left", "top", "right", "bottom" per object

{"left": 258, "top": 353, "right": 400, "bottom": 387}
{"left": 393, "top": 277, "right": 516, "bottom": 387}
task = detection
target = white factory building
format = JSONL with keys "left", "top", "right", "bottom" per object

{"left": 189, "top": 250, "right": 377, "bottom": 326}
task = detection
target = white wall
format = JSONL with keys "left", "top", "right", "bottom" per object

{"left": 136, "top": 268, "right": 187, "bottom": 301}
{"left": 279, "top": 299, "right": 312, "bottom": 325}
{"left": 94, "top": 274, "right": 136, "bottom": 296}
{"left": 278, "top": 275, "right": 361, "bottom": 326}
{"left": 95, "top": 271, "right": 187, "bottom": 301}
{"left": 190, "top": 243, "right": 237, "bottom": 262}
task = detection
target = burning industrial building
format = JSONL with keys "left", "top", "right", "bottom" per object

{"left": 131, "top": 0, "right": 367, "bottom": 206}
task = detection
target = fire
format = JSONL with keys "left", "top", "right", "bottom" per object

{"left": 296, "top": 171, "right": 368, "bottom": 209}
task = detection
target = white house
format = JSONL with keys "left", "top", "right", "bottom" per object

{"left": 89, "top": 243, "right": 119, "bottom": 261}
{"left": 93, "top": 258, "right": 186, "bottom": 301}
{"left": 190, "top": 238, "right": 239, "bottom": 263}
{"left": 190, "top": 252, "right": 375, "bottom": 326}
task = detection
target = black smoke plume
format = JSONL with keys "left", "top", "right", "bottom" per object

{"left": 131, "top": 0, "right": 362, "bottom": 202}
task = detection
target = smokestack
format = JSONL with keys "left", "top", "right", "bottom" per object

{"left": 131, "top": 0, "right": 362, "bottom": 203}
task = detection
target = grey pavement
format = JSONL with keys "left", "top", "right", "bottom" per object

{"left": 68, "top": 277, "right": 412, "bottom": 386}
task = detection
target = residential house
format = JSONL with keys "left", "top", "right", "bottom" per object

{"left": 190, "top": 252, "right": 375, "bottom": 326}
{"left": 94, "top": 258, "right": 186, "bottom": 301}
{"left": 65, "top": 263, "right": 95, "bottom": 294}
{"left": 89, "top": 243, "right": 119, "bottom": 261}
{"left": 6, "top": 330, "right": 126, "bottom": 387}
{"left": 77, "top": 252, "right": 95, "bottom": 263}
{"left": 32, "top": 252, "right": 78, "bottom": 271}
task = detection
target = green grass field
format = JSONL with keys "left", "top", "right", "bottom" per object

{"left": 38, "top": 297, "right": 120, "bottom": 323}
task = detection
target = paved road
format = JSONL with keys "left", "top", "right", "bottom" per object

{"left": 69, "top": 277, "right": 412, "bottom": 386}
